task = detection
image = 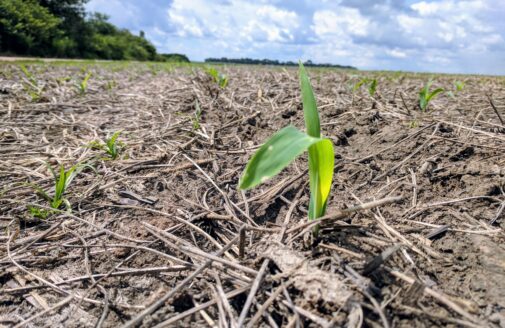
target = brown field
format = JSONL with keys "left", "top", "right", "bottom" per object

{"left": 1, "top": 61, "right": 505, "bottom": 327}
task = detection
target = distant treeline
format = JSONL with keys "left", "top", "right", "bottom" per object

{"left": 0, "top": 0, "right": 189, "bottom": 62}
{"left": 205, "top": 57, "right": 356, "bottom": 69}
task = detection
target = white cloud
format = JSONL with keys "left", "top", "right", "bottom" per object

{"left": 411, "top": 0, "right": 487, "bottom": 17}
{"left": 388, "top": 49, "right": 407, "bottom": 58}
{"left": 166, "top": 0, "right": 299, "bottom": 43}
{"left": 312, "top": 8, "right": 370, "bottom": 38}
{"left": 86, "top": 0, "right": 140, "bottom": 27}
{"left": 88, "top": 0, "right": 505, "bottom": 74}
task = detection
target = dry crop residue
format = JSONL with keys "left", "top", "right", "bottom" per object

{"left": 1, "top": 62, "right": 505, "bottom": 327}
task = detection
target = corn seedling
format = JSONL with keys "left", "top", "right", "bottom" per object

{"left": 29, "top": 162, "right": 90, "bottom": 214}
{"left": 207, "top": 67, "right": 228, "bottom": 88}
{"left": 454, "top": 80, "right": 465, "bottom": 92}
{"left": 419, "top": 80, "right": 444, "bottom": 111}
{"left": 105, "top": 80, "right": 117, "bottom": 90}
{"left": 88, "top": 131, "right": 124, "bottom": 159}
{"left": 56, "top": 76, "right": 72, "bottom": 85}
{"left": 77, "top": 72, "right": 92, "bottom": 95}
{"left": 353, "top": 78, "right": 377, "bottom": 97}
{"left": 19, "top": 64, "right": 37, "bottom": 85}
{"left": 19, "top": 64, "right": 44, "bottom": 102}
{"left": 448, "top": 80, "right": 465, "bottom": 99}
{"left": 192, "top": 100, "right": 202, "bottom": 130}
{"left": 239, "top": 62, "right": 334, "bottom": 228}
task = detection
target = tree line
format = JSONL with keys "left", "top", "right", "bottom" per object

{"left": 205, "top": 57, "right": 356, "bottom": 69}
{"left": 0, "top": 0, "right": 189, "bottom": 62}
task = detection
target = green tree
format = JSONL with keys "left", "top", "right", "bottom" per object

{"left": 0, "top": 0, "right": 182, "bottom": 62}
{"left": 0, "top": 0, "right": 60, "bottom": 55}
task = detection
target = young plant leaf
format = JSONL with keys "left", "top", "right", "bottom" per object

{"left": 307, "top": 139, "right": 334, "bottom": 219}
{"left": 106, "top": 130, "right": 122, "bottom": 158}
{"left": 299, "top": 61, "right": 320, "bottom": 138}
{"left": 239, "top": 125, "right": 324, "bottom": 190}
{"left": 426, "top": 88, "right": 444, "bottom": 102}
{"left": 368, "top": 79, "right": 377, "bottom": 96}
{"left": 240, "top": 62, "right": 335, "bottom": 229}
{"left": 455, "top": 80, "right": 465, "bottom": 92}
{"left": 300, "top": 62, "right": 334, "bottom": 221}
{"left": 419, "top": 80, "right": 444, "bottom": 111}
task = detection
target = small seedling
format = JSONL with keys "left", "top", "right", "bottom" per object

{"left": 353, "top": 78, "right": 377, "bottom": 97}
{"left": 454, "top": 80, "right": 465, "bottom": 92}
{"left": 207, "top": 67, "right": 228, "bottom": 88}
{"left": 56, "top": 76, "right": 72, "bottom": 85}
{"left": 105, "top": 80, "right": 117, "bottom": 90}
{"left": 76, "top": 72, "right": 92, "bottom": 95}
{"left": 240, "top": 62, "right": 334, "bottom": 228}
{"left": 27, "top": 205, "right": 51, "bottom": 220}
{"left": 19, "top": 64, "right": 43, "bottom": 102}
{"left": 148, "top": 63, "right": 159, "bottom": 76}
{"left": 19, "top": 64, "right": 37, "bottom": 85}
{"left": 419, "top": 80, "right": 444, "bottom": 111}
{"left": 89, "top": 131, "right": 124, "bottom": 159}
{"left": 192, "top": 101, "right": 202, "bottom": 130}
{"left": 448, "top": 80, "right": 465, "bottom": 99}
{"left": 409, "top": 120, "right": 419, "bottom": 128}
{"left": 29, "top": 162, "right": 89, "bottom": 213}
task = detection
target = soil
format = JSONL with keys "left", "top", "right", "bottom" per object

{"left": 1, "top": 61, "right": 505, "bottom": 328}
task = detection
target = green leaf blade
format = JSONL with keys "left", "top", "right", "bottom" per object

{"left": 307, "top": 139, "right": 334, "bottom": 220}
{"left": 239, "top": 125, "right": 321, "bottom": 190}
{"left": 369, "top": 79, "right": 377, "bottom": 96}
{"left": 299, "top": 62, "right": 320, "bottom": 138}
{"left": 427, "top": 88, "right": 444, "bottom": 102}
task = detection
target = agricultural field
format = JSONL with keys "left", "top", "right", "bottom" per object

{"left": 1, "top": 60, "right": 505, "bottom": 327}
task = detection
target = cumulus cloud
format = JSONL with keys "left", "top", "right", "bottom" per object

{"left": 166, "top": 0, "right": 300, "bottom": 43}
{"left": 86, "top": 0, "right": 505, "bottom": 74}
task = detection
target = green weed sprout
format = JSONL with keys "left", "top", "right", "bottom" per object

{"left": 419, "top": 80, "right": 444, "bottom": 111}
{"left": 239, "top": 62, "right": 334, "bottom": 224}
{"left": 29, "top": 162, "right": 90, "bottom": 215}
{"left": 353, "top": 77, "right": 377, "bottom": 97}
{"left": 89, "top": 131, "right": 123, "bottom": 159}
{"left": 77, "top": 72, "right": 92, "bottom": 95}
{"left": 207, "top": 67, "right": 228, "bottom": 88}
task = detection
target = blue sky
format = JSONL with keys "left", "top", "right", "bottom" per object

{"left": 86, "top": 0, "right": 505, "bottom": 75}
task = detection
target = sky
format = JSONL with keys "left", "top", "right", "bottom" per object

{"left": 85, "top": 0, "right": 505, "bottom": 75}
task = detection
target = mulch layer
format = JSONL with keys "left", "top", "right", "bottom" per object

{"left": 1, "top": 62, "right": 505, "bottom": 327}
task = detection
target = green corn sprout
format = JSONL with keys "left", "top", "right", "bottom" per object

{"left": 30, "top": 162, "right": 90, "bottom": 213}
{"left": 19, "top": 64, "right": 36, "bottom": 85}
{"left": 419, "top": 80, "right": 444, "bottom": 111}
{"left": 89, "top": 131, "right": 123, "bottom": 159}
{"left": 19, "top": 64, "right": 43, "bottom": 102}
{"left": 77, "top": 72, "right": 92, "bottom": 95}
{"left": 192, "top": 100, "right": 202, "bottom": 130}
{"left": 104, "top": 131, "right": 122, "bottom": 159}
{"left": 239, "top": 62, "right": 334, "bottom": 224}
{"left": 207, "top": 67, "right": 228, "bottom": 88}
{"left": 105, "top": 80, "right": 117, "bottom": 90}
{"left": 353, "top": 77, "right": 377, "bottom": 97}
{"left": 454, "top": 80, "right": 465, "bottom": 92}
